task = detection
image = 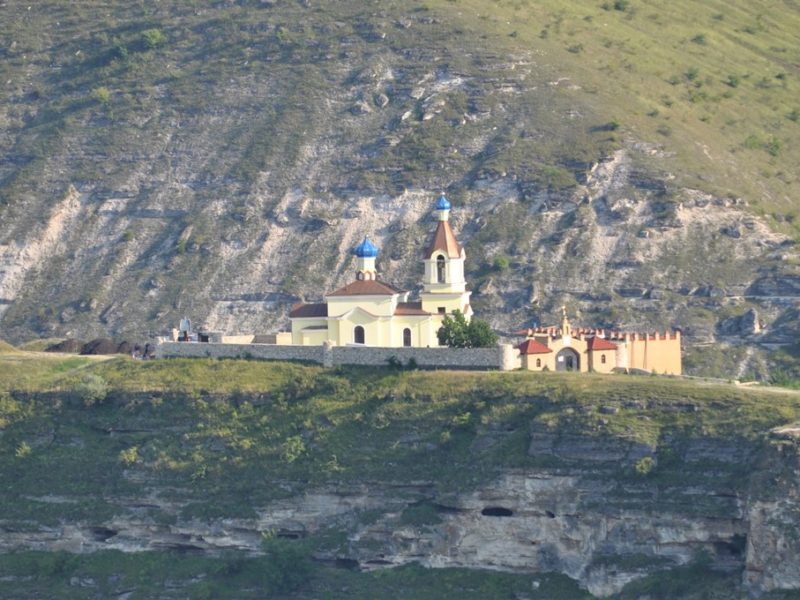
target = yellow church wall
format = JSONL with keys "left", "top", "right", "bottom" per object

{"left": 389, "top": 316, "right": 442, "bottom": 347}
{"left": 293, "top": 315, "right": 445, "bottom": 348}
{"left": 326, "top": 319, "right": 341, "bottom": 345}
{"left": 300, "top": 327, "right": 328, "bottom": 346}
{"left": 292, "top": 318, "right": 328, "bottom": 345}
{"left": 327, "top": 296, "right": 397, "bottom": 318}
{"left": 420, "top": 293, "right": 470, "bottom": 316}
{"left": 335, "top": 312, "right": 386, "bottom": 346}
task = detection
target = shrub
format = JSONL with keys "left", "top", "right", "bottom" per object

{"left": 75, "top": 374, "right": 108, "bottom": 407}
{"left": 603, "top": 0, "right": 630, "bottom": 11}
{"left": 386, "top": 356, "right": 403, "bottom": 370}
{"left": 437, "top": 310, "right": 498, "bottom": 348}
{"left": 141, "top": 28, "right": 166, "bottom": 50}
{"left": 765, "top": 136, "right": 782, "bottom": 157}
{"left": 743, "top": 134, "right": 762, "bottom": 150}
{"left": 119, "top": 446, "right": 140, "bottom": 465}
{"left": 725, "top": 74, "right": 740, "bottom": 88}
{"left": 90, "top": 86, "right": 111, "bottom": 104}
{"left": 112, "top": 42, "right": 128, "bottom": 61}
{"left": 635, "top": 456, "right": 655, "bottom": 476}
{"left": 492, "top": 256, "right": 510, "bottom": 272}
{"left": 691, "top": 33, "right": 706, "bottom": 45}
{"left": 15, "top": 441, "right": 32, "bottom": 459}
{"left": 260, "top": 537, "right": 313, "bottom": 593}
{"left": 280, "top": 435, "right": 306, "bottom": 463}
{"left": 400, "top": 502, "right": 443, "bottom": 527}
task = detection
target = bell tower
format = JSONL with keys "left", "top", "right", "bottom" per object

{"left": 420, "top": 195, "right": 472, "bottom": 317}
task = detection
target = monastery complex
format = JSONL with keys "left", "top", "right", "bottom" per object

{"left": 168, "top": 195, "right": 682, "bottom": 375}
{"left": 288, "top": 195, "right": 471, "bottom": 348}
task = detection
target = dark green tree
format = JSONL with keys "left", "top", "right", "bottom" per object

{"left": 437, "top": 310, "right": 498, "bottom": 348}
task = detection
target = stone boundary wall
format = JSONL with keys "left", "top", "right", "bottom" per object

{"left": 155, "top": 342, "right": 327, "bottom": 364}
{"left": 331, "top": 345, "right": 516, "bottom": 370}
{"left": 156, "top": 342, "right": 519, "bottom": 371}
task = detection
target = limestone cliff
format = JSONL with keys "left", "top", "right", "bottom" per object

{"left": 1, "top": 363, "right": 799, "bottom": 598}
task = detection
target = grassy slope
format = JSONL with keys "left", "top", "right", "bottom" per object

{"left": 0, "top": 339, "right": 17, "bottom": 354}
{"left": 1, "top": 0, "right": 797, "bottom": 227}
{"left": 0, "top": 355, "right": 799, "bottom": 597}
{"left": 428, "top": 0, "right": 800, "bottom": 227}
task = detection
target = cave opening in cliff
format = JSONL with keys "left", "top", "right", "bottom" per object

{"left": 481, "top": 507, "right": 513, "bottom": 517}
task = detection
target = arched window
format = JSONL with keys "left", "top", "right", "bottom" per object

{"left": 536, "top": 358, "right": 541, "bottom": 368}
{"left": 354, "top": 326, "right": 365, "bottom": 345}
{"left": 601, "top": 354, "right": 606, "bottom": 364}
{"left": 403, "top": 328, "right": 412, "bottom": 347}
{"left": 436, "top": 255, "right": 446, "bottom": 283}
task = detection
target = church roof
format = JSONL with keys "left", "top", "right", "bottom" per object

{"left": 353, "top": 237, "right": 379, "bottom": 258}
{"left": 518, "top": 339, "right": 553, "bottom": 355}
{"left": 587, "top": 336, "right": 618, "bottom": 351}
{"left": 424, "top": 220, "right": 462, "bottom": 258}
{"left": 435, "top": 194, "right": 451, "bottom": 210}
{"left": 327, "top": 279, "right": 404, "bottom": 297}
{"left": 394, "top": 302, "right": 430, "bottom": 316}
{"left": 289, "top": 303, "right": 328, "bottom": 318}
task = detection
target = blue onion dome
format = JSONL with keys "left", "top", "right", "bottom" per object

{"left": 435, "top": 194, "right": 451, "bottom": 210}
{"left": 353, "top": 237, "right": 379, "bottom": 258}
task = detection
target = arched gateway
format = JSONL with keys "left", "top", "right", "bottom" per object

{"left": 556, "top": 347, "right": 580, "bottom": 372}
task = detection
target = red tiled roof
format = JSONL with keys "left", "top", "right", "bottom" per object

{"left": 424, "top": 220, "right": 462, "bottom": 258}
{"left": 518, "top": 339, "right": 553, "bottom": 355}
{"left": 394, "top": 302, "right": 430, "bottom": 316}
{"left": 587, "top": 336, "right": 617, "bottom": 351}
{"left": 327, "top": 279, "right": 404, "bottom": 297}
{"left": 289, "top": 303, "right": 328, "bottom": 318}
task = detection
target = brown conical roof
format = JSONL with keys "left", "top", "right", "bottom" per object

{"left": 424, "top": 220, "right": 462, "bottom": 258}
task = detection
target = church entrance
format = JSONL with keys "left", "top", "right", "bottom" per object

{"left": 556, "top": 348, "right": 580, "bottom": 372}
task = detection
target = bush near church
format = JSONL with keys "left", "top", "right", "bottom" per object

{"left": 437, "top": 310, "right": 498, "bottom": 348}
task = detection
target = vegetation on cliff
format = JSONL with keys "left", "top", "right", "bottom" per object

{"left": 0, "top": 353, "right": 799, "bottom": 597}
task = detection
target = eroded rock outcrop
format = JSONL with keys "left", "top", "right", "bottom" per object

{"left": 2, "top": 432, "right": 797, "bottom": 597}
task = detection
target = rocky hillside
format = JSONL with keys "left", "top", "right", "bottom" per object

{"left": 0, "top": 1, "right": 799, "bottom": 378}
{"left": 0, "top": 356, "right": 799, "bottom": 598}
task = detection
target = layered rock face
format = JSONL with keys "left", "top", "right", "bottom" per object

{"left": 2, "top": 420, "right": 797, "bottom": 597}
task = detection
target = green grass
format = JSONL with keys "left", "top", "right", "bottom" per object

{"left": 0, "top": 339, "right": 17, "bottom": 354}
{"left": 0, "top": 355, "right": 797, "bottom": 517}
{"left": 0, "top": 353, "right": 107, "bottom": 392}
{"left": 0, "top": 0, "right": 798, "bottom": 223}
{"left": 17, "top": 338, "right": 66, "bottom": 352}
{"left": 422, "top": 0, "right": 800, "bottom": 228}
